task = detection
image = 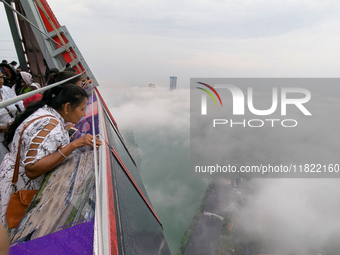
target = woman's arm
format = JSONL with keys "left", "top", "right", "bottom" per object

{"left": 25, "top": 133, "right": 103, "bottom": 179}
{"left": 0, "top": 224, "right": 9, "bottom": 255}
{"left": 0, "top": 126, "right": 7, "bottom": 133}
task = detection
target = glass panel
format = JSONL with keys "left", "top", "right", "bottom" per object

{"left": 11, "top": 149, "right": 96, "bottom": 244}
{"left": 103, "top": 110, "right": 152, "bottom": 204}
{"left": 110, "top": 153, "right": 171, "bottom": 255}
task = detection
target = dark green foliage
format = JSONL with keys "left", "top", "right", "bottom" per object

{"left": 176, "top": 180, "right": 216, "bottom": 254}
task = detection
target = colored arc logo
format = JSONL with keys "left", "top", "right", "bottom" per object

{"left": 196, "top": 82, "right": 223, "bottom": 106}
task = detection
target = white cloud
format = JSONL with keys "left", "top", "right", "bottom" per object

{"left": 3, "top": 0, "right": 340, "bottom": 88}
{"left": 99, "top": 85, "right": 189, "bottom": 134}
{"left": 236, "top": 178, "right": 340, "bottom": 253}
{"left": 48, "top": 0, "right": 340, "bottom": 38}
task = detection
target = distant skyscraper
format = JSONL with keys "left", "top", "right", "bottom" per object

{"left": 170, "top": 76, "right": 177, "bottom": 90}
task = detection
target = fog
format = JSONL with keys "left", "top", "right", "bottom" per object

{"left": 235, "top": 178, "right": 340, "bottom": 254}
{"left": 98, "top": 84, "right": 208, "bottom": 252}
{"left": 3, "top": 0, "right": 340, "bottom": 87}
{"left": 99, "top": 83, "right": 340, "bottom": 254}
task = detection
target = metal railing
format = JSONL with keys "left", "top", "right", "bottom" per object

{"left": 0, "top": 73, "right": 83, "bottom": 109}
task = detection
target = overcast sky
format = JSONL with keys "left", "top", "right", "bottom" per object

{"left": 2, "top": 0, "right": 340, "bottom": 88}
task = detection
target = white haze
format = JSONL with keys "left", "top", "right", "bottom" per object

{"left": 98, "top": 85, "right": 208, "bottom": 253}
{"left": 99, "top": 84, "right": 340, "bottom": 254}
{"left": 3, "top": 0, "right": 340, "bottom": 86}
{"left": 235, "top": 178, "right": 340, "bottom": 254}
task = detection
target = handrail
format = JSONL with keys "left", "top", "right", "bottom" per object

{"left": 0, "top": 72, "right": 83, "bottom": 109}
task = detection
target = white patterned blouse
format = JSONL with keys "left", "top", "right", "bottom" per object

{"left": 0, "top": 105, "right": 69, "bottom": 226}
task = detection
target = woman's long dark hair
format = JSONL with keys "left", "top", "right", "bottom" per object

{"left": 47, "top": 71, "right": 81, "bottom": 85}
{"left": 14, "top": 72, "right": 22, "bottom": 96}
{"left": 3, "top": 84, "right": 88, "bottom": 149}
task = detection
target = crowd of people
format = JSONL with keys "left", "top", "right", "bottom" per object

{"left": 0, "top": 59, "right": 102, "bottom": 242}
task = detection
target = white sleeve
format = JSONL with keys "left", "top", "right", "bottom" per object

{"left": 22, "top": 118, "right": 65, "bottom": 165}
{"left": 6, "top": 88, "right": 25, "bottom": 110}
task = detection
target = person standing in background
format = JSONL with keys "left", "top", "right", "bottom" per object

{"left": 9, "top": 61, "right": 17, "bottom": 68}
{"left": 13, "top": 72, "right": 38, "bottom": 95}
{"left": 0, "top": 64, "right": 16, "bottom": 88}
{"left": 0, "top": 70, "right": 25, "bottom": 165}
{"left": 12, "top": 72, "right": 42, "bottom": 108}
{"left": 18, "top": 71, "right": 39, "bottom": 89}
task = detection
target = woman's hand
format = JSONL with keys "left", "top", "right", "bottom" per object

{"left": 0, "top": 126, "right": 7, "bottom": 133}
{"left": 25, "top": 134, "right": 103, "bottom": 179}
{"left": 0, "top": 122, "right": 10, "bottom": 133}
{"left": 71, "top": 133, "right": 103, "bottom": 148}
{"left": 65, "top": 123, "right": 75, "bottom": 131}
